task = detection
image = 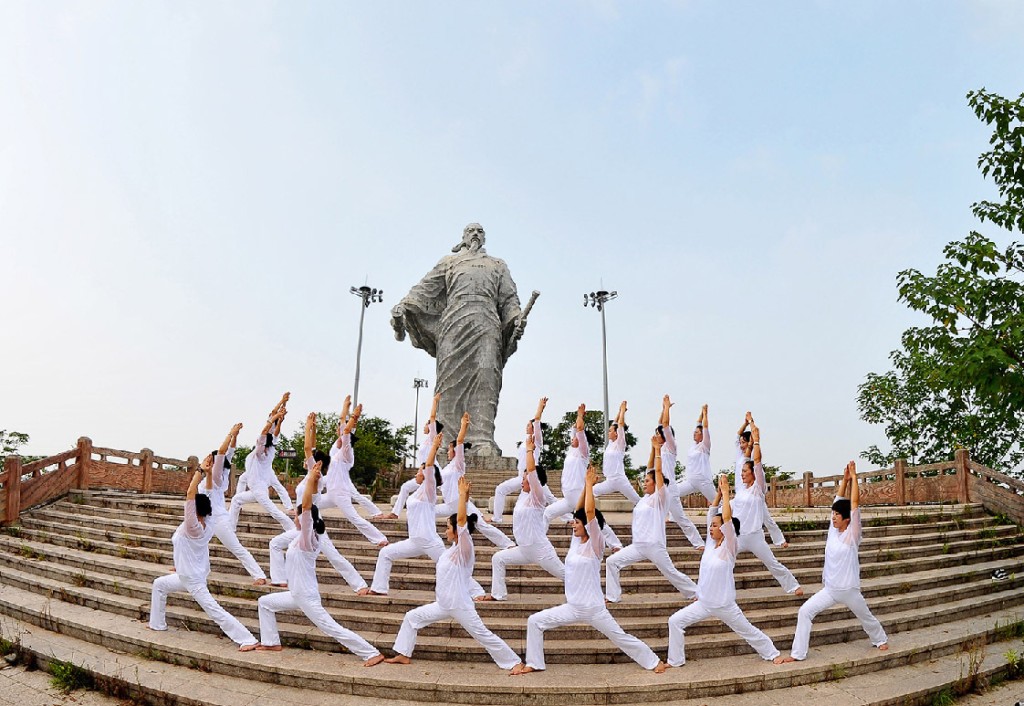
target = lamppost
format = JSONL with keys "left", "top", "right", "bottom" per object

{"left": 411, "top": 378, "right": 429, "bottom": 466}
{"left": 584, "top": 289, "right": 618, "bottom": 444}
{"left": 349, "top": 285, "right": 383, "bottom": 407}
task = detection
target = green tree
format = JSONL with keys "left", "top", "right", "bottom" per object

{"left": 0, "top": 430, "right": 30, "bottom": 460}
{"left": 859, "top": 89, "right": 1024, "bottom": 477}
{"left": 540, "top": 409, "right": 638, "bottom": 475}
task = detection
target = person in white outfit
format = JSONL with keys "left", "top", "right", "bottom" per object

{"left": 148, "top": 463, "right": 258, "bottom": 651}
{"left": 370, "top": 432, "right": 485, "bottom": 596}
{"left": 232, "top": 393, "right": 293, "bottom": 513}
{"left": 677, "top": 404, "right": 717, "bottom": 505}
{"left": 782, "top": 461, "right": 888, "bottom": 662}
{"left": 329, "top": 395, "right": 387, "bottom": 520}
{"left": 593, "top": 401, "right": 640, "bottom": 507}
{"left": 379, "top": 476, "right": 521, "bottom": 669}
{"left": 492, "top": 397, "right": 556, "bottom": 523}
{"left": 205, "top": 423, "right": 268, "bottom": 585}
{"left": 605, "top": 434, "right": 698, "bottom": 603}
{"left": 663, "top": 474, "right": 784, "bottom": 670}
{"left": 382, "top": 393, "right": 441, "bottom": 520}
{"left": 731, "top": 422, "right": 803, "bottom": 596}
{"left": 735, "top": 412, "right": 788, "bottom": 548}
{"left": 477, "top": 431, "right": 565, "bottom": 601}
{"left": 254, "top": 413, "right": 384, "bottom": 666}
{"left": 512, "top": 466, "right": 665, "bottom": 675}
{"left": 322, "top": 400, "right": 388, "bottom": 547}
{"left": 436, "top": 414, "right": 514, "bottom": 549}
{"left": 267, "top": 447, "right": 369, "bottom": 595}
{"left": 657, "top": 396, "right": 706, "bottom": 548}
{"left": 228, "top": 396, "right": 294, "bottom": 532}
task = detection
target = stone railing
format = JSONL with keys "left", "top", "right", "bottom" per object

{"left": 2, "top": 441, "right": 1022, "bottom": 525}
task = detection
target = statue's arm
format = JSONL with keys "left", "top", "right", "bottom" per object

{"left": 391, "top": 258, "right": 447, "bottom": 345}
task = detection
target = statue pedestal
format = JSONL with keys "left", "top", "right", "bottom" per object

{"left": 463, "top": 455, "right": 518, "bottom": 473}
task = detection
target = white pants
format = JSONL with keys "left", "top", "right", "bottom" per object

{"left": 605, "top": 543, "right": 697, "bottom": 602}
{"left": 392, "top": 478, "right": 420, "bottom": 516}
{"left": 542, "top": 495, "right": 621, "bottom": 549}
{"left": 736, "top": 533, "right": 800, "bottom": 594}
{"left": 228, "top": 488, "right": 293, "bottom": 532}
{"left": 322, "top": 492, "right": 387, "bottom": 545}
{"left": 492, "top": 477, "right": 557, "bottom": 522}
{"left": 268, "top": 530, "right": 367, "bottom": 592}
{"left": 148, "top": 574, "right": 256, "bottom": 646}
{"left": 437, "top": 500, "right": 515, "bottom": 549}
{"left": 675, "top": 474, "right": 717, "bottom": 503}
{"left": 257, "top": 590, "right": 379, "bottom": 660}
{"left": 371, "top": 536, "right": 483, "bottom": 596}
{"left": 489, "top": 542, "right": 565, "bottom": 600}
{"left": 211, "top": 514, "right": 266, "bottom": 580}
{"left": 664, "top": 498, "right": 705, "bottom": 548}
{"left": 593, "top": 475, "right": 641, "bottom": 505}
{"left": 235, "top": 474, "right": 292, "bottom": 509}
{"left": 394, "top": 602, "right": 520, "bottom": 668}
{"left": 790, "top": 586, "right": 887, "bottom": 660}
{"left": 667, "top": 600, "right": 778, "bottom": 666}
{"left": 526, "top": 603, "right": 659, "bottom": 671}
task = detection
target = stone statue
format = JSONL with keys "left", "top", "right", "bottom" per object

{"left": 391, "top": 223, "right": 538, "bottom": 457}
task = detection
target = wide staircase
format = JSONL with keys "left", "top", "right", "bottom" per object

{"left": 0, "top": 488, "right": 1022, "bottom": 705}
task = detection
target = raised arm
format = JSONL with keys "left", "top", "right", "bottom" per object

{"left": 457, "top": 476, "right": 470, "bottom": 528}
{"left": 340, "top": 395, "right": 352, "bottom": 424}
{"left": 186, "top": 469, "right": 203, "bottom": 501}
{"left": 847, "top": 461, "right": 859, "bottom": 511}
{"left": 302, "top": 459, "right": 321, "bottom": 513}
{"left": 343, "top": 403, "right": 362, "bottom": 435}
{"left": 616, "top": 400, "right": 627, "bottom": 428}
{"left": 524, "top": 433, "right": 545, "bottom": 504}
{"left": 751, "top": 423, "right": 767, "bottom": 493}
{"left": 272, "top": 405, "right": 288, "bottom": 437}
{"left": 220, "top": 423, "right": 240, "bottom": 456}
{"left": 737, "top": 412, "right": 751, "bottom": 440}
{"left": 457, "top": 412, "right": 470, "bottom": 446}
{"left": 719, "top": 474, "right": 733, "bottom": 524}
{"left": 584, "top": 466, "right": 598, "bottom": 522}
{"left": 652, "top": 434, "right": 664, "bottom": 493}
{"left": 534, "top": 396, "right": 548, "bottom": 422}
{"left": 304, "top": 412, "right": 316, "bottom": 461}
{"left": 661, "top": 395, "right": 672, "bottom": 428}
{"left": 424, "top": 432, "right": 444, "bottom": 496}
{"left": 429, "top": 392, "right": 441, "bottom": 425}
{"left": 269, "top": 391, "right": 290, "bottom": 418}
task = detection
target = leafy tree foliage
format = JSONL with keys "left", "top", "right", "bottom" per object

{"left": 859, "top": 89, "right": 1024, "bottom": 476}
{"left": 0, "top": 430, "right": 30, "bottom": 460}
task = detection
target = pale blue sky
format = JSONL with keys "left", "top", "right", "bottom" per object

{"left": 2, "top": 1, "right": 1022, "bottom": 475}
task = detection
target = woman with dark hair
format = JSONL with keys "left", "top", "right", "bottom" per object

{"left": 379, "top": 476, "right": 520, "bottom": 669}
{"left": 660, "top": 398, "right": 708, "bottom": 548}
{"left": 228, "top": 394, "right": 293, "bottom": 532}
{"left": 148, "top": 462, "right": 257, "bottom": 651}
{"left": 436, "top": 413, "right": 514, "bottom": 549}
{"left": 255, "top": 413, "right": 384, "bottom": 665}
{"left": 664, "top": 475, "right": 782, "bottom": 669}
{"left": 512, "top": 466, "right": 663, "bottom": 675}
{"left": 370, "top": 432, "right": 483, "bottom": 595}
{"left": 782, "top": 461, "right": 887, "bottom": 662}
{"left": 323, "top": 400, "right": 388, "bottom": 547}
{"left": 267, "top": 435, "right": 369, "bottom": 595}
{"left": 383, "top": 393, "right": 443, "bottom": 520}
{"left": 593, "top": 401, "right": 641, "bottom": 506}
{"left": 477, "top": 430, "right": 565, "bottom": 601}
{"left": 198, "top": 422, "right": 269, "bottom": 585}
{"left": 605, "top": 434, "right": 698, "bottom": 603}
{"left": 734, "top": 411, "right": 788, "bottom": 548}
{"left": 492, "top": 397, "right": 552, "bottom": 523}
{"left": 731, "top": 423, "right": 802, "bottom": 595}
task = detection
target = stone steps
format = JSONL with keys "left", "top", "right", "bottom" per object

{"left": 2, "top": 583, "right": 1023, "bottom": 705}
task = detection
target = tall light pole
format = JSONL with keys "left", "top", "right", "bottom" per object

{"left": 412, "top": 378, "right": 429, "bottom": 466}
{"left": 584, "top": 289, "right": 618, "bottom": 444}
{"left": 349, "top": 285, "right": 383, "bottom": 407}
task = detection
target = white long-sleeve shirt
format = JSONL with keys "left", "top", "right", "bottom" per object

{"left": 206, "top": 453, "right": 231, "bottom": 518}
{"left": 565, "top": 517, "right": 605, "bottom": 608}
{"left": 436, "top": 524, "right": 475, "bottom": 611}
{"left": 512, "top": 468, "right": 548, "bottom": 547}
{"left": 172, "top": 498, "right": 216, "bottom": 583}
{"left": 696, "top": 504, "right": 738, "bottom": 609}
{"left": 408, "top": 461, "right": 439, "bottom": 541}
{"left": 514, "top": 421, "right": 544, "bottom": 477}
{"left": 823, "top": 499, "right": 863, "bottom": 591}
{"left": 631, "top": 485, "right": 669, "bottom": 546}
{"left": 731, "top": 461, "right": 767, "bottom": 537}
{"left": 439, "top": 444, "right": 466, "bottom": 507}
{"left": 326, "top": 433, "right": 356, "bottom": 497}
{"left": 561, "top": 429, "right": 589, "bottom": 498}
{"left": 244, "top": 433, "right": 279, "bottom": 491}
{"left": 686, "top": 427, "right": 712, "bottom": 480}
{"left": 602, "top": 432, "right": 627, "bottom": 480}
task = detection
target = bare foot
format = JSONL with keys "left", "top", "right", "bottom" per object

{"left": 653, "top": 661, "right": 668, "bottom": 674}
{"left": 384, "top": 655, "right": 411, "bottom": 665}
{"left": 376, "top": 540, "right": 389, "bottom": 548}
{"left": 381, "top": 513, "right": 398, "bottom": 520}
{"left": 270, "top": 582, "right": 288, "bottom": 588}
{"left": 879, "top": 643, "right": 889, "bottom": 651}
{"left": 364, "top": 654, "right": 386, "bottom": 667}
{"left": 474, "top": 594, "right": 497, "bottom": 602}
{"left": 794, "top": 588, "right": 804, "bottom": 596}
{"left": 611, "top": 547, "right": 621, "bottom": 553}
{"left": 356, "top": 587, "right": 370, "bottom": 596}
{"left": 253, "top": 578, "right": 267, "bottom": 586}
{"left": 239, "top": 643, "right": 258, "bottom": 652}
{"left": 781, "top": 542, "right": 790, "bottom": 549}
{"left": 144, "top": 625, "right": 166, "bottom": 632}
{"left": 773, "top": 656, "right": 792, "bottom": 664}
{"left": 255, "top": 644, "right": 282, "bottom": 652}
{"left": 510, "top": 664, "right": 535, "bottom": 676}
{"left": 367, "top": 590, "right": 387, "bottom": 596}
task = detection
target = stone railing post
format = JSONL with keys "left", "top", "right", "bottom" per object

{"left": 955, "top": 448, "right": 970, "bottom": 503}
{"left": 3, "top": 456, "right": 22, "bottom": 525}
{"left": 770, "top": 476, "right": 778, "bottom": 508}
{"left": 140, "top": 448, "right": 154, "bottom": 494}
{"left": 803, "top": 472, "right": 813, "bottom": 507}
{"left": 75, "top": 437, "right": 93, "bottom": 490}
{"left": 894, "top": 458, "right": 907, "bottom": 506}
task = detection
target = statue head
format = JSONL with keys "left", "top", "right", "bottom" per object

{"left": 452, "top": 223, "right": 486, "bottom": 253}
